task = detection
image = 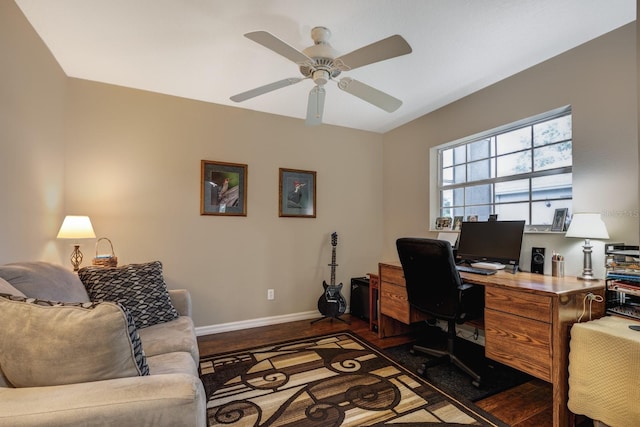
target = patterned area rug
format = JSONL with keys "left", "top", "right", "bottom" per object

{"left": 199, "top": 332, "right": 508, "bottom": 426}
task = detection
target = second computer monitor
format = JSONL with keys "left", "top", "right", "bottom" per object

{"left": 456, "top": 220, "right": 526, "bottom": 267}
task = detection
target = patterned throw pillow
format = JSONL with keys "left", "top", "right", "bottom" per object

{"left": 0, "top": 294, "right": 149, "bottom": 388}
{"left": 78, "top": 261, "right": 179, "bottom": 329}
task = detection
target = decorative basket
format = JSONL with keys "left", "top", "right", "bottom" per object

{"left": 92, "top": 237, "right": 118, "bottom": 267}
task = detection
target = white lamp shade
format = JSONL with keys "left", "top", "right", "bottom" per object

{"left": 565, "top": 213, "right": 609, "bottom": 239}
{"left": 56, "top": 215, "right": 96, "bottom": 239}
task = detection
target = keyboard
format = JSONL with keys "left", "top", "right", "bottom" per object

{"left": 456, "top": 265, "right": 497, "bottom": 275}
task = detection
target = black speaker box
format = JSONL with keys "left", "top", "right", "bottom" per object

{"left": 350, "top": 277, "right": 370, "bottom": 320}
{"left": 531, "top": 247, "right": 545, "bottom": 274}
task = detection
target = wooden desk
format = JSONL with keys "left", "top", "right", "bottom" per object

{"left": 378, "top": 261, "right": 606, "bottom": 427}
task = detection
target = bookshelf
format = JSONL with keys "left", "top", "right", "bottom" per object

{"left": 605, "top": 243, "right": 640, "bottom": 320}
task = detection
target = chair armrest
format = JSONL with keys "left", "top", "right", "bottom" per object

{"left": 0, "top": 374, "right": 206, "bottom": 427}
{"left": 169, "top": 289, "right": 192, "bottom": 317}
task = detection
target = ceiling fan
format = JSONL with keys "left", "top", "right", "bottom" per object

{"left": 230, "top": 27, "right": 412, "bottom": 126}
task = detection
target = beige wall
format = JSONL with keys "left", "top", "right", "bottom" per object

{"left": 63, "top": 80, "right": 384, "bottom": 328}
{"left": 2, "top": 0, "right": 639, "bottom": 329}
{"left": 0, "top": 1, "right": 67, "bottom": 263}
{"left": 383, "top": 23, "right": 639, "bottom": 278}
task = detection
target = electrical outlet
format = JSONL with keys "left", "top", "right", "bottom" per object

{"left": 267, "top": 289, "right": 275, "bottom": 300}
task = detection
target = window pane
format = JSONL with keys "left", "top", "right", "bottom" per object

{"left": 496, "top": 151, "right": 531, "bottom": 177}
{"left": 442, "top": 166, "right": 453, "bottom": 185}
{"left": 495, "top": 179, "right": 529, "bottom": 203}
{"left": 468, "top": 138, "right": 491, "bottom": 161}
{"left": 453, "top": 164, "right": 466, "bottom": 184}
{"left": 441, "top": 148, "right": 453, "bottom": 167}
{"left": 453, "top": 187, "right": 464, "bottom": 207}
{"left": 532, "top": 173, "right": 572, "bottom": 200}
{"left": 496, "top": 127, "right": 531, "bottom": 155}
{"left": 533, "top": 115, "right": 572, "bottom": 147}
{"left": 465, "top": 184, "right": 491, "bottom": 206}
{"left": 532, "top": 200, "right": 572, "bottom": 226}
{"left": 453, "top": 145, "right": 466, "bottom": 165}
{"left": 494, "top": 202, "right": 530, "bottom": 223}
{"left": 468, "top": 159, "right": 491, "bottom": 182}
{"left": 441, "top": 189, "right": 453, "bottom": 215}
{"left": 533, "top": 142, "right": 572, "bottom": 171}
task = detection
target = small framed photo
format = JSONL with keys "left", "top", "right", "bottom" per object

{"left": 200, "top": 160, "right": 247, "bottom": 216}
{"left": 467, "top": 215, "right": 478, "bottom": 222}
{"left": 551, "top": 208, "right": 569, "bottom": 232}
{"left": 279, "top": 168, "right": 316, "bottom": 218}
{"left": 453, "top": 216, "right": 464, "bottom": 231}
{"left": 435, "top": 216, "right": 452, "bottom": 230}
{"left": 488, "top": 214, "right": 498, "bottom": 221}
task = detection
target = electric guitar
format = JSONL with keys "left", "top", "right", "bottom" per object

{"left": 316, "top": 232, "right": 347, "bottom": 319}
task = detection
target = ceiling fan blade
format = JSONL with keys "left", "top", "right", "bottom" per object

{"left": 334, "top": 35, "right": 412, "bottom": 71}
{"left": 230, "top": 78, "right": 304, "bottom": 102}
{"left": 306, "top": 86, "right": 326, "bottom": 126}
{"left": 245, "top": 31, "right": 314, "bottom": 66}
{"left": 338, "top": 77, "right": 402, "bottom": 112}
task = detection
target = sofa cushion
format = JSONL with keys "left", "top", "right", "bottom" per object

{"left": 138, "top": 315, "right": 199, "bottom": 363}
{"left": 0, "top": 277, "right": 24, "bottom": 297}
{"left": 0, "top": 261, "right": 89, "bottom": 302}
{"left": 0, "top": 295, "right": 149, "bottom": 387}
{"left": 78, "top": 261, "right": 179, "bottom": 329}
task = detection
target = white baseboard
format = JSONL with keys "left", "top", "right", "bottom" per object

{"left": 195, "top": 310, "right": 321, "bottom": 336}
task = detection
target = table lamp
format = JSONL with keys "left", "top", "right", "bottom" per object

{"left": 57, "top": 215, "right": 96, "bottom": 271}
{"left": 565, "top": 213, "right": 609, "bottom": 280}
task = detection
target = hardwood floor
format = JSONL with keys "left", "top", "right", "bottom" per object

{"left": 198, "top": 315, "right": 575, "bottom": 427}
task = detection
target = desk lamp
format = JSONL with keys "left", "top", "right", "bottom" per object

{"left": 565, "top": 213, "right": 609, "bottom": 281}
{"left": 57, "top": 215, "right": 96, "bottom": 271}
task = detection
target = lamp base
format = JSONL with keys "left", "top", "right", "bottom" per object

{"left": 70, "top": 244, "right": 83, "bottom": 272}
{"left": 577, "top": 275, "right": 599, "bottom": 281}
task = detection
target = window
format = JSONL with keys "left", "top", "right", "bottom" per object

{"left": 436, "top": 106, "right": 572, "bottom": 228}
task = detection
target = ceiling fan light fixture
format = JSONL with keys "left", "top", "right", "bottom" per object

{"left": 312, "top": 69, "right": 330, "bottom": 86}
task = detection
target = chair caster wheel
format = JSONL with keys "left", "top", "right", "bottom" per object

{"left": 409, "top": 348, "right": 416, "bottom": 355}
{"left": 417, "top": 364, "right": 426, "bottom": 376}
{"left": 471, "top": 380, "right": 481, "bottom": 388}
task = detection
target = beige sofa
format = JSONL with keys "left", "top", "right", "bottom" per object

{"left": 0, "top": 262, "right": 206, "bottom": 427}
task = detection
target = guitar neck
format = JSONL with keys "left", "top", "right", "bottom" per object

{"left": 330, "top": 246, "right": 337, "bottom": 285}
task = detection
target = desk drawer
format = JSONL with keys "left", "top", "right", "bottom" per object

{"left": 380, "top": 281, "right": 410, "bottom": 324}
{"left": 485, "top": 308, "right": 552, "bottom": 381}
{"left": 485, "top": 287, "right": 552, "bottom": 323}
{"left": 379, "top": 265, "right": 405, "bottom": 286}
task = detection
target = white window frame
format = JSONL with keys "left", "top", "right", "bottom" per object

{"left": 429, "top": 106, "right": 572, "bottom": 230}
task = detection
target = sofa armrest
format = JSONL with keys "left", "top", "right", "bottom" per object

{"left": 0, "top": 374, "right": 205, "bottom": 427}
{"left": 169, "top": 289, "right": 192, "bottom": 317}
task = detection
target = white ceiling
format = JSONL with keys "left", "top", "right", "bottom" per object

{"left": 16, "top": 0, "right": 636, "bottom": 133}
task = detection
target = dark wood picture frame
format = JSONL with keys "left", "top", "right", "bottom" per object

{"left": 551, "top": 208, "right": 568, "bottom": 232}
{"left": 200, "top": 160, "right": 247, "bottom": 216}
{"left": 279, "top": 168, "right": 316, "bottom": 218}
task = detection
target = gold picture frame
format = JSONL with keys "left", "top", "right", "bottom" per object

{"left": 200, "top": 160, "right": 247, "bottom": 216}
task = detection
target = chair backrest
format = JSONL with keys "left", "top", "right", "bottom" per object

{"left": 396, "top": 238, "right": 462, "bottom": 320}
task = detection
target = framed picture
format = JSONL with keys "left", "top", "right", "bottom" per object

{"left": 279, "top": 168, "right": 316, "bottom": 218}
{"left": 200, "top": 160, "right": 247, "bottom": 216}
{"left": 435, "top": 216, "right": 452, "bottom": 230}
{"left": 453, "top": 216, "right": 464, "bottom": 231}
{"left": 467, "top": 215, "right": 478, "bottom": 222}
{"left": 551, "top": 208, "right": 569, "bottom": 232}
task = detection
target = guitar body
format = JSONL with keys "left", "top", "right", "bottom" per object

{"left": 317, "top": 281, "right": 347, "bottom": 318}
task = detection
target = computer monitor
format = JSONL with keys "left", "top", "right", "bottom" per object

{"left": 456, "top": 220, "right": 526, "bottom": 268}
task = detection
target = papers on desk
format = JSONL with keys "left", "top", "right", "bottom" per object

{"left": 437, "top": 232, "right": 458, "bottom": 248}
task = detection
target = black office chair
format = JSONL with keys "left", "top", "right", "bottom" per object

{"left": 396, "top": 237, "right": 484, "bottom": 387}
